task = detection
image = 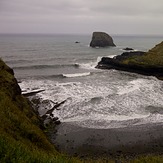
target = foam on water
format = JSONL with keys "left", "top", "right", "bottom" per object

{"left": 107, "top": 54, "right": 117, "bottom": 58}
{"left": 63, "top": 72, "right": 91, "bottom": 78}
{"left": 79, "top": 62, "right": 96, "bottom": 69}
{"left": 78, "top": 56, "right": 102, "bottom": 69}
{"left": 117, "top": 78, "right": 149, "bottom": 95}
{"left": 19, "top": 72, "right": 163, "bottom": 129}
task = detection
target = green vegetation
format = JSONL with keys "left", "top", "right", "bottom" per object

{"left": 122, "top": 41, "right": 163, "bottom": 68}
{"left": 0, "top": 58, "right": 80, "bottom": 163}
{"left": 130, "top": 155, "right": 163, "bottom": 163}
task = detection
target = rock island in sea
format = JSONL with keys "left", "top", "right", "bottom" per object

{"left": 90, "top": 32, "right": 116, "bottom": 47}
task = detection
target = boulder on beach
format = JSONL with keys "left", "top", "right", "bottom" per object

{"left": 90, "top": 32, "right": 116, "bottom": 47}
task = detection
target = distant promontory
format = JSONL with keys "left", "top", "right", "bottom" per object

{"left": 90, "top": 32, "right": 116, "bottom": 47}
{"left": 96, "top": 41, "right": 163, "bottom": 79}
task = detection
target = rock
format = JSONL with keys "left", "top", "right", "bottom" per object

{"left": 96, "top": 51, "right": 145, "bottom": 69}
{"left": 52, "top": 99, "right": 67, "bottom": 110}
{"left": 43, "top": 116, "right": 61, "bottom": 127}
{"left": 114, "top": 51, "right": 145, "bottom": 61}
{"left": 0, "top": 59, "right": 14, "bottom": 75}
{"left": 123, "top": 47, "right": 134, "bottom": 51}
{"left": 90, "top": 32, "right": 116, "bottom": 47}
{"left": 53, "top": 117, "right": 59, "bottom": 121}
{"left": 22, "top": 89, "right": 45, "bottom": 97}
{"left": 0, "top": 59, "right": 21, "bottom": 98}
{"left": 96, "top": 46, "right": 163, "bottom": 78}
{"left": 55, "top": 120, "right": 61, "bottom": 125}
{"left": 75, "top": 41, "right": 80, "bottom": 43}
{"left": 41, "top": 114, "right": 48, "bottom": 120}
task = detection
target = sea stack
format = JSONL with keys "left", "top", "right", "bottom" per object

{"left": 90, "top": 32, "right": 116, "bottom": 47}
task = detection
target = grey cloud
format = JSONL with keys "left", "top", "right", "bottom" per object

{"left": 87, "top": 0, "right": 163, "bottom": 17}
{"left": 0, "top": 0, "right": 163, "bottom": 34}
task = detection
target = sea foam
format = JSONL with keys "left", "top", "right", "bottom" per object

{"left": 63, "top": 72, "right": 91, "bottom": 78}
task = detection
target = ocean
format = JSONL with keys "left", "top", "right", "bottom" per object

{"left": 1, "top": 34, "right": 163, "bottom": 129}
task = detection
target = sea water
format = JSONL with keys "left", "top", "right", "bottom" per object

{"left": 1, "top": 34, "right": 163, "bottom": 129}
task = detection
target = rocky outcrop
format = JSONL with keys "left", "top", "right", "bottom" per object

{"left": 0, "top": 58, "right": 60, "bottom": 162}
{"left": 90, "top": 32, "right": 116, "bottom": 47}
{"left": 123, "top": 47, "right": 134, "bottom": 51}
{"left": 0, "top": 59, "right": 21, "bottom": 98}
{"left": 96, "top": 41, "right": 163, "bottom": 79}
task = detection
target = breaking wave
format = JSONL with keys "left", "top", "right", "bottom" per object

{"left": 13, "top": 63, "right": 80, "bottom": 70}
{"left": 19, "top": 72, "right": 163, "bottom": 129}
{"left": 63, "top": 72, "right": 91, "bottom": 78}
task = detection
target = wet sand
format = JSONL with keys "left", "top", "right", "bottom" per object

{"left": 49, "top": 122, "right": 163, "bottom": 158}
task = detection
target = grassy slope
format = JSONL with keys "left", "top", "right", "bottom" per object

{"left": 0, "top": 58, "right": 80, "bottom": 163}
{"left": 122, "top": 41, "right": 163, "bottom": 67}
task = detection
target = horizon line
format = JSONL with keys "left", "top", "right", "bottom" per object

{"left": 0, "top": 33, "right": 163, "bottom": 37}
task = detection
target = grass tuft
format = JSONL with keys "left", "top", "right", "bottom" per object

{"left": 122, "top": 41, "right": 163, "bottom": 68}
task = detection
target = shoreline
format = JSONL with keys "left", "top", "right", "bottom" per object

{"left": 48, "top": 122, "right": 163, "bottom": 158}
{"left": 96, "top": 42, "right": 163, "bottom": 80}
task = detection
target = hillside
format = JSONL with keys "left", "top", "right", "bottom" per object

{"left": 97, "top": 41, "right": 163, "bottom": 79}
{"left": 122, "top": 41, "right": 163, "bottom": 67}
{"left": 0, "top": 58, "right": 79, "bottom": 163}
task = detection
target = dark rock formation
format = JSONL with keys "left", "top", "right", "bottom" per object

{"left": 55, "top": 120, "right": 61, "bottom": 125}
{"left": 96, "top": 51, "right": 145, "bottom": 70}
{"left": 123, "top": 47, "right": 134, "bottom": 51}
{"left": 96, "top": 49, "right": 163, "bottom": 78}
{"left": 0, "top": 59, "right": 21, "bottom": 98}
{"left": 114, "top": 51, "right": 145, "bottom": 61}
{"left": 90, "top": 32, "right": 116, "bottom": 47}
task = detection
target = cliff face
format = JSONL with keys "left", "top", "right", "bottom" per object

{"left": 0, "top": 59, "right": 21, "bottom": 98}
{"left": 96, "top": 41, "right": 163, "bottom": 79}
{"left": 90, "top": 32, "right": 116, "bottom": 47}
{"left": 0, "top": 59, "right": 57, "bottom": 162}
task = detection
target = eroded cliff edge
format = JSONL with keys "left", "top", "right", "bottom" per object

{"left": 96, "top": 41, "right": 163, "bottom": 79}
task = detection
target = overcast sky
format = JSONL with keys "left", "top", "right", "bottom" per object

{"left": 0, "top": 0, "right": 163, "bottom": 35}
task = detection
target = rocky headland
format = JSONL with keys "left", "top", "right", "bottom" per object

{"left": 90, "top": 32, "right": 116, "bottom": 47}
{"left": 96, "top": 41, "right": 163, "bottom": 79}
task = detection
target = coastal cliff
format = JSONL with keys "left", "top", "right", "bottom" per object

{"left": 96, "top": 41, "right": 163, "bottom": 79}
{"left": 0, "top": 59, "right": 79, "bottom": 162}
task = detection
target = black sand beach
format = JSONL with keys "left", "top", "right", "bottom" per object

{"left": 49, "top": 122, "right": 163, "bottom": 158}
